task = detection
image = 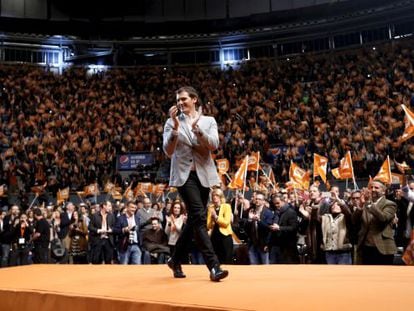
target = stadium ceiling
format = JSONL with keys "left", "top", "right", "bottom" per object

{"left": 0, "top": 0, "right": 406, "bottom": 39}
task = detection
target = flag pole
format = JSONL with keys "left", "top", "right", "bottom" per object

{"left": 241, "top": 155, "right": 249, "bottom": 199}
{"left": 260, "top": 167, "right": 275, "bottom": 189}
{"left": 348, "top": 151, "right": 358, "bottom": 190}
{"left": 255, "top": 152, "right": 260, "bottom": 190}
{"left": 28, "top": 193, "right": 39, "bottom": 210}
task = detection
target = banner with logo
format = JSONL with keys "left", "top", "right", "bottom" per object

{"left": 117, "top": 153, "right": 155, "bottom": 171}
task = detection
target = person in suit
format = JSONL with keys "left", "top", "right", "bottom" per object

{"left": 163, "top": 86, "right": 228, "bottom": 282}
{"left": 207, "top": 188, "right": 234, "bottom": 264}
{"left": 59, "top": 202, "right": 75, "bottom": 263}
{"left": 352, "top": 181, "right": 397, "bottom": 265}
{"left": 268, "top": 194, "right": 299, "bottom": 264}
{"left": 32, "top": 208, "right": 50, "bottom": 264}
{"left": 88, "top": 201, "right": 115, "bottom": 264}
{"left": 113, "top": 200, "right": 142, "bottom": 265}
{"left": 0, "top": 205, "right": 20, "bottom": 267}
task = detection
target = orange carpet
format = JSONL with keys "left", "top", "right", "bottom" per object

{"left": 0, "top": 264, "right": 412, "bottom": 311}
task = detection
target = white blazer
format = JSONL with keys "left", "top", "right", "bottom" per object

{"left": 163, "top": 113, "right": 220, "bottom": 188}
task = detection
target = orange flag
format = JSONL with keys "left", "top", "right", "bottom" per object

{"left": 313, "top": 153, "right": 328, "bottom": 183}
{"left": 57, "top": 187, "right": 70, "bottom": 205}
{"left": 134, "top": 182, "right": 153, "bottom": 197}
{"left": 84, "top": 183, "right": 100, "bottom": 196}
{"left": 331, "top": 168, "right": 341, "bottom": 179}
{"left": 104, "top": 182, "right": 115, "bottom": 193}
{"left": 31, "top": 182, "right": 47, "bottom": 195}
{"left": 123, "top": 185, "right": 134, "bottom": 200}
{"left": 391, "top": 173, "right": 404, "bottom": 185}
{"left": 289, "top": 161, "right": 310, "bottom": 190}
{"left": 111, "top": 188, "right": 123, "bottom": 200}
{"left": 394, "top": 159, "right": 410, "bottom": 174}
{"left": 247, "top": 152, "right": 261, "bottom": 171}
{"left": 339, "top": 151, "right": 354, "bottom": 179}
{"left": 373, "top": 156, "right": 392, "bottom": 184}
{"left": 216, "top": 158, "right": 230, "bottom": 175}
{"left": 228, "top": 156, "right": 249, "bottom": 190}
{"left": 152, "top": 183, "right": 167, "bottom": 195}
{"left": 400, "top": 104, "right": 414, "bottom": 142}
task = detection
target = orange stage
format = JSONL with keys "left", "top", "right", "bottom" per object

{"left": 0, "top": 264, "right": 411, "bottom": 311}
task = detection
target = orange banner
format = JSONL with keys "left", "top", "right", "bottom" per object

{"left": 228, "top": 156, "right": 248, "bottom": 190}
{"left": 313, "top": 153, "right": 328, "bottom": 183}
{"left": 373, "top": 156, "right": 392, "bottom": 184}
{"left": 400, "top": 104, "right": 414, "bottom": 142}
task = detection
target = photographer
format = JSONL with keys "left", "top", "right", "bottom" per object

{"left": 9, "top": 213, "right": 34, "bottom": 266}
{"left": 113, "top": 201, "right": 142, "bottom": 264}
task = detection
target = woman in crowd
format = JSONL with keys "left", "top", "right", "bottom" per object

{"left": 9, "top": 213, "right": 33, "bottom": 266}
{"left": 69, "top": 210, "right": 89, "bottom": 264}
{"left": 164, "top": 200, "right": 186, "bottom": 255}
{"left": 320, "top": 200, "right": 353, "bottom": 264}
{"left": 207, "top": 188, "right": 234, "bottom": 264}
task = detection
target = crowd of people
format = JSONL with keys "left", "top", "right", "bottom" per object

{"left": 0, "top": 179, "right": 413, "bottom": 266}
{"left": 1, "top": 38, "right": 414, "bottom": 266}
{"left": 0, "top": 39, "right": 414, "bottom": 201}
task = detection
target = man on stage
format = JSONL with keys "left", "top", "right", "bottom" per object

{"left": 163, "top": 86, "right": 228, "bottom": 282}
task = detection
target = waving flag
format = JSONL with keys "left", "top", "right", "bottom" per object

{"left": 313, "top": 153, "right": 328, "bottom": 183}
{"left": 84, "top": 183, "right": 100, "bottom": 197}
{"left": 289, "top": 161, "right": 310, "bottom": 190}
{"left": 339, "top": 151, "right": 354, "bottom": 179}
{"left": 247, "top": 152, "right": 261, "bottom": 171}
{"left": 57, "top": 187, "right": 70, "bottom": 205}
{"left": 373, "top": 156, "right": 392, "bottom": 184}
{"left": 216, "top": 158, "right": 230, "bottom": 175}
{"left": 394, "top": 159, "right": 410, "bottom": 174}
{"left": 400, "top": 104, "right": 414, "bottom": 142}
{"left": 104, "top": 182, "right": 115, "bottom": 193}
{"left": 228, "top": 156, "right": 249, "bottom": 190}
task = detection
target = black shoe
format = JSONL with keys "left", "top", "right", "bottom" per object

{"left": 209, "top": 265, "right": 229, "bottom": 282}
{"left": 167, "top": 258, "right": 186, "bottom": 278}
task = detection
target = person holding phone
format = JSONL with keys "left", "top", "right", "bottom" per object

{"left": 163, "top": 86, "right": 228, "bottom": 282}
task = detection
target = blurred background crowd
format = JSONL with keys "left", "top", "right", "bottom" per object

{"left": 1, "top": 38, "right": 414, "bottom": 267}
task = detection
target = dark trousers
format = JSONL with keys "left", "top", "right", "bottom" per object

{"left": 211, "top": 227, "right": 233, "bottom": 264}
{"left": 33, "top": 245, "right": 49, "bottom": 264}
{"left": 174, "top": 172, "right": 219, "bottom": 270}
{"left": 361, "top": 246, "right": 394, "bottom": 265}
{"left": 9, "top": 248, "right": 31, "bottom": 266}
{"left": 91, "top": 239, "right": 113, "bottom": 264}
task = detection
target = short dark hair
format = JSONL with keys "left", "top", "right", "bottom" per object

{"left": 33, "top": 208, "right": 42, "bottom": 217}
{"left": 176, "top": 86, "right": 202, "bottom": 105}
